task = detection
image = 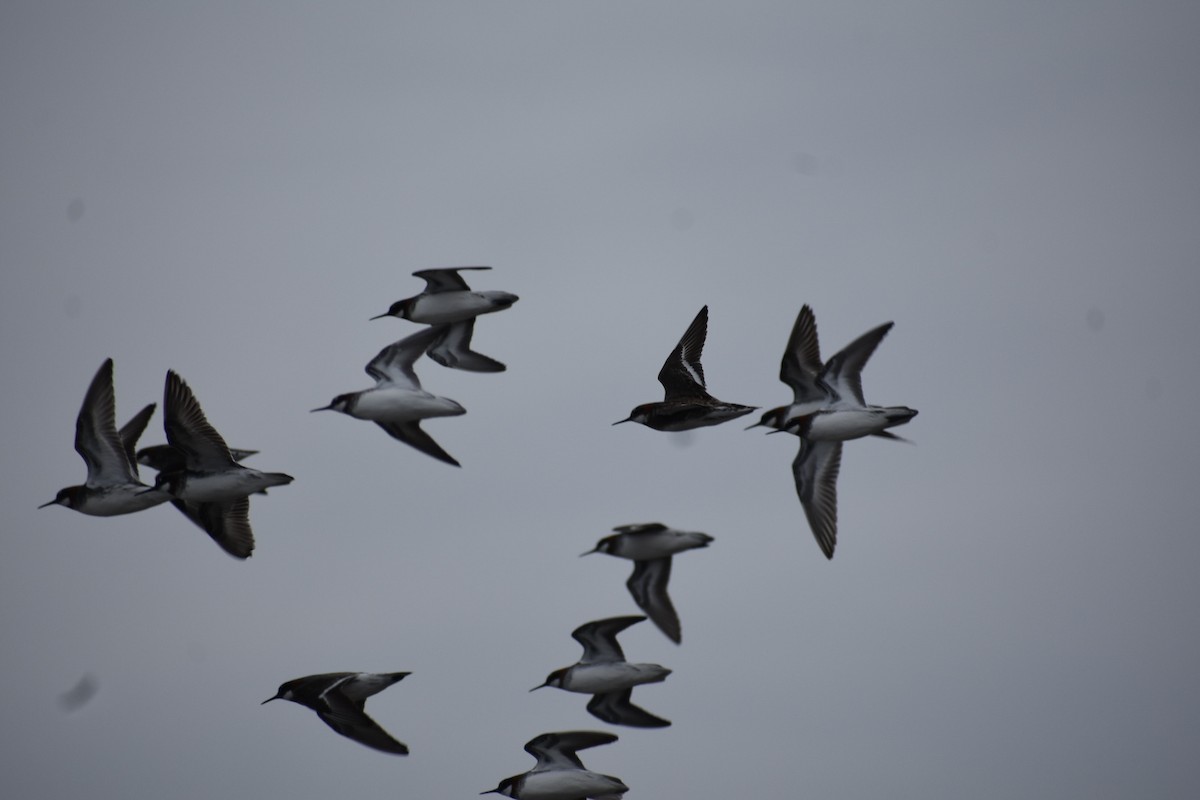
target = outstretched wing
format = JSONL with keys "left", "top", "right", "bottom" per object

{"left": 75, "top": 359, "right": 139, "bottom": 486}
{"left": 163, "top": 371, "right": 235, "bottom": 470}
{"left": 364, "top": 327, "right": 444, "bottom": 388}
{"left": 571, "top": 616, "right": 645, "bottom": 664}
{"left": 412, "top": 266, "right": 491, "bottom": 293}
{"left": 779, "top": 305, "right": 826, "bottom": 404}
{"left": 626, "top": 558, "right": 680, "bottom": 644}
{"left": 375, "top": 421, "right": 460, "bottom": 467}
{"left": 793, "top": 439, "right": 842, "bottom": 560}
{"left": 657, "top": 306, "right": 711, "bottom": 400}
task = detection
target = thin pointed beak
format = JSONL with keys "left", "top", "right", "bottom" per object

{"left": 310, "top": 405, "right": 333, "bottom": 413}
{"left": 38, "top": 499, "right": 58, "bottom": 509}
{"left": 261, "top": 696, "right": 279, "bottom": 705}
{"left": 529, "top": 684, "right": 547, "bottom": 692}
{"left": 612, "top": 417, "right": 632, "bottom": 426}
{"left": 368, "top": 313, "right": 390, "bottom": 321}
{"left": 744, "top": 421, "right": 764, "bottom": 431}
{"left": 579, "top": 548, "right": 598, "bottom": 557}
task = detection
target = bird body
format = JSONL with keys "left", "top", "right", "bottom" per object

{"left": 314, "top": 325, "right": 465, "bottom": 465}
{"left": 785, "top": 406, "right": 918, "bottom": 442}
{"left": 533, "top": 616, "right": 671, "bottom": 728}
{"left": 484, "top": 731, "right": 628, "bottom": 800}
{"left": 615, "top": 306, "right": 756, "bottom": 430}
{"left": 755, "top": 305, "right": 917, "bottom": 559}
{"left": 583, "top": 523, "right": 712, "bottom": 643}
{"left": 263, "top": 671, "right": 410, "bottom": 755}
{"left": 41, "top": 360, "right": 169, "bottom": 517}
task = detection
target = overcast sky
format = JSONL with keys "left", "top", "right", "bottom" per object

{"left": 3, "top": 2, "right": 1200, "bottom": 798}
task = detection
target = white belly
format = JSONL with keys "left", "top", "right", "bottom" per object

{"left": 179, "top": 470, "right": 283, "bottom": 502}
{"left": 806, "top": 409, "right": 887, "bottom": 441}
{"left": 351, "top": 388, "right": 464, "bottom": 421}
{"left": 563, "top": 662, "right": 671, "bottom": 693}
{"left": 519, "top": 771, "right": 627, "bottom": 800}
{"left": 408, "top": 292, "right": 514, "bottom": 324}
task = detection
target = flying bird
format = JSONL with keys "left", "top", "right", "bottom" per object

{"left": 583, "top": 523, "right": 713, "bottom": 643}
{"left": 370, "top": 266, "right": 518, "bottom": 372}
{"left": 748, "top": 305, "right": 899, "bottom": 436}
{"left": 40, "top": 359, "right": 169, "bottom": 517}
{"left": 134, "top": 443, "right": 265, "bottom": 559}
{"left": 145, "top": 371, "right": 293, "bottom": 558}
{"left": 531, "top": 615, "right": 671, "bottom": 728}
{"left": 262, "top": 672, "right": 410, "bottom": 755}
{"left": 613, "top": 305, "right": 756, "bottom": 430}
{"left": 483, "top": 730, "right": 628, "bottom": 799}
{"left": 761, "top": 308, "right": 917, "bottom": 559}
{"left": 312, "top": 326, "right": 465, "bottom": 466}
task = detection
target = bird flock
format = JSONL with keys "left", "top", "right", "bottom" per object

{"left": 41, "top": 266, "right": 916, "bottom": 798}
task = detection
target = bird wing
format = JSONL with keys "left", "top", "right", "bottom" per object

{"left": 170, "top": 496, "right": 255, "bottom": 560}
{"left": 819, "top": 321, "right": 893, "bottom": 407}
{"left": 315, "top": 690, "right": 408, "bottom": 755}
{"left": 587, "top": 689, "right": 670, "bottom": 728}
{"left": 571, "top": 616, "right": 645, "bottom": 664}
{"left": 656, "top": 306, "right": 711, "bottom": 400}
{"left": 426, "top": 319, "right": 507, "bottom": 372}
{"left": 793, "top": 439, "right": 842, "bottom": 560}
{"left": 779, "top": 305, "right": 826, "bottom": 404}
{"left": 75, "top": 359, "right": 139, "bottom": 486}
{"left": 626, "top": 558, "right": 680, "bottom": 644}
{"left": 364, "top": 327, "right": 444, "bottom": 388}
{"left": 611, "top": 522, "right": 667, "bottom": 535}
{"left": 163, "top": 371, "right": 236, "bottom": 470}
{"left": 117, "top": 404, "right": 156, "bottom": 479}
{"left": 523, "top": 730, "right": 617, "bottom": 771}
{"left": 412, "top": 265, "right": 491, "bottom": 293}
{"left": 375, "top": 421, "right": 460, "bottom": 467}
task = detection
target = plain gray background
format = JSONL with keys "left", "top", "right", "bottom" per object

{"left": 3, "top": 2, "right": 1199, "bottom": 798}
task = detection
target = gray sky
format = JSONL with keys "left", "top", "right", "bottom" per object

{"left": 3, "top": 2, "right": 1200, "bottom": 798}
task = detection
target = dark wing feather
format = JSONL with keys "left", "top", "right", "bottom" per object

{"left": 626, "top": 558, "right": 680, "bottom": 644}
{"left": 75, "top": 359, "right": 138, "bottom": 485}
{"left": 657, "top": 306, "right": 711, "bottom": 400}
{"left": 819, "top": 322, "right": 893, "bottom": 406}
{"left": 163, "top": 371, "right": 235, "bottom": 470}
{"left": 426, "top": 319, "right": 507, "bottom": 372}
{"left": 364, "top": 326, "right": 444, "bottom": 387}
{"left": 117, "top": 404, "right": 156, "bottom": 478}
{"left": 793, "top": 439, "right": 842, "bottom": 560}
{"left": 587, "top": 689, "right": 671, "bottom": 728}
{"left": 375, "top": 421, "right": 460, "bottom": 467}
{"left": 612, "top": 522, "right": 667, "bottom": 535}
{"left": 315, "top": 692, "right": 408, "bottom": 755}
{"left": 523, "top": 730, "right": 617, "bottom": 771}
{"left": 171, "top": 496, "right": 255, "bottom": 559}
{"left": 780, "top": 305, "right": 826, "bottom": 404}
{"left": 412, "top": 265, "right": 491, "bottom": 293}
{"left": 571, "top": 616, "right": 644, "bottom": 663}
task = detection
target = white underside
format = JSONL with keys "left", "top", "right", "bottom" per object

{"left": 351, "top": 388, "right": 465, "bottom": 421}
{"left": 806, "top": 408, "right": 897, "bottom": 441}
{"left": 177, "top": 470, "right": 288, "bottom": 502}
{"left": 519, "top": 770, "right": 627, "bottom": 800}
{"left": 408, "top": 292, "right": 514, "bottom": 324}
{"left": 562, "top": 662, "right": 671, "bottom": 693}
